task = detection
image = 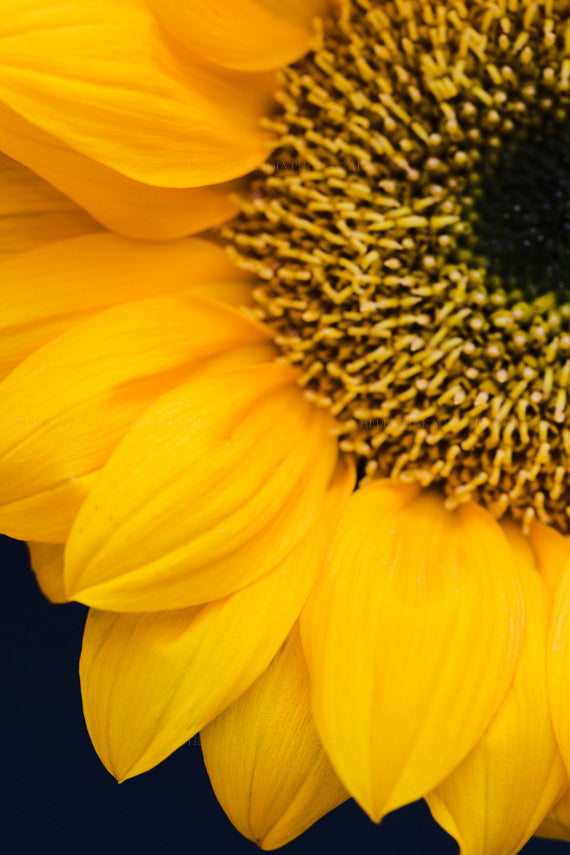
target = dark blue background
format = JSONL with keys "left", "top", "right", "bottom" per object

{"left": 2, "top": 533, "right": 569, "bottom": 855}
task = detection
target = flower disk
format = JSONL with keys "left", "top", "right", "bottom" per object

{"left": 223, "top": 0, "right": 570, "bottom": 532}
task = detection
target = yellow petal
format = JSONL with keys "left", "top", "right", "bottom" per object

{"left": 528, "top": 519, "right": 570, "bottom": 599}
{"left": 145, "top": 0, "right": 329, "bottom": 71}
{"left": 79, "top": 456, "right": 355, "bottom": 782}
{"left": 0, "top": 0, "right": 274, "bottom": 187}
{"left": 27, "top": 542, "right": 66, "bottom": 603}
{"left": 536, "top": 790, "right": 570, "bottom": 841}
{"left": 0, "top": 104, "right": 238, "bottom": 240}
{"left": 427, "top": 521, "right": 567, "bottom": 855}
{"left": 0, "top": 472, "right": 98, "bottom": 543}
{"left": 65, "top": 363, "right": 339, "bottom": 610}
{"left": 547, "top": 557, "right": 570, "bottom": 779}
{"left": 301, "top": 482, "right": 525, "bottom": 822}
{"left": 0, "top": 233, "right": 252, "bottom": 379}
{"left": 201, "top": 624, "right": 348, "bottom": 850}
{"left": 0, "top": 153, "right": 100, "bottom": 261}
{"left": 0, "top": 351, "right": 271, "bottom": 543}
{"left": 0, "top": 295, "right": 269, "bottom": 540}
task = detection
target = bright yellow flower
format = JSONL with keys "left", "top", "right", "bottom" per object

{"left": 3, "top": 0, "right": 570, "bottom": 852}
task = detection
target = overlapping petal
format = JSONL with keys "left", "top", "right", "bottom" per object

{"left": 536, "top": 790, "right": 570, "bottom": 841}
{"left": 547, "top": 555, "right": 570, "bottom": 780}
{"left": 528, "top": 519, "right": 570, "bottom": 598}
{"left": 144, "top": 0, "right": 329, "bottom": 72}
{"left": 0, "top": 233, "right": 252, "bottom": 379}
{"left": 202, "top": 624, "right": 348, "bottom": 850}
{"left": 301, "top": 482, "right": 525, "bottom": 822}
{"left": 79, "top": 458, "right": 355, "bottom": 782}
{"left": 27, "top": 542, "right": 66, "bottom": 603}
{"left": 0, "top": 0, "right": 274, "bottom": 188}
{"left": 65, "top": 362, "right": 339, "bottom": 610}
{"left": 0, "top": 295, "right": 270, "bottom": 541}
{"left": 0, "top": 473, "right": 99, "bottom": 543}
{"left": 0, "top": 153, "right": 101, "bottom": 261}
{"left": 427, "top": 522, "right": 567, "bottom": 855}
{"left": 0, "top": 104, "right": 238, "bottom": 240}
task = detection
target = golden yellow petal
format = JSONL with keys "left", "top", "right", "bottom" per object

{"left": 65, "top": 363, "right": 339, "bottom": 610}
{"left": 0, "top": 295, "right": 269, "bottom": 541}
{"left": 27, "top": 542, "right": 66, "bottom": 603}
{"left": 301, "top": 482, "right": 524, "bottom": 822}
{"left": 79, "top": 455, "right": 355, "bottom": 782}
{"left": 0, "top": 153, "right": 100, "bottom": 261}
{"left": 536, "top": 790, "right": 570, "bottom": 841}
{"left": 0, "top": 472, "right": 98, "bottom": 543}
{"left": 145, "top": 0, "right": 329, "bottom": 71}
{"left": 0, "top": 233, "right": 252, "bottom": 380}
{"left": 202, "top": 624, "right": 348, "bottom": 850}
{"left": 0, "top": 0, "right": 274, "bottom": 187}
{"left": 0, "top": 104, "right": 238, "bottom": 239}
{"left": 547, "top": 558, "right": 570, "bottom": 779}
{"left": 528, "top": 519, "right": 570, "bottom": 599}
{"left": 427, "top": 521, "right": 567, "bottom": 855}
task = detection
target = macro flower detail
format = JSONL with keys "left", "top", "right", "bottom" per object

{"left": 3, "top": 0, "right": 570, "bottom": 853}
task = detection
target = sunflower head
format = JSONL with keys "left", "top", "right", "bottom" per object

{"left": 5, "top": 1, "right": 570, "bottom": 853}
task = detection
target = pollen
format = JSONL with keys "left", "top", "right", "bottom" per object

{"left": 221, "top": 0, "right": 570, "bottom": 533}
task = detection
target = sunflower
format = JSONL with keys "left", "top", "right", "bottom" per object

{"left": 3, "top": 0, "right": 570, "bottom": 851}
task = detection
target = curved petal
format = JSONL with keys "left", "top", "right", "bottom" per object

{"left": 0, "top": 472, "right": 98, "bottom": 543}
{"left": 547, "top": 557, "right": 570, "bottom": 779}
{"left": 65, "top": 363, "right": 339, "bottom": 610}
{"left": 528, "top": 520, "right": 570, "bottom": 599}
{"left": 27, "top": 542, "right": 66, "bottom": 603}
{"left": 0, "top": 104, "right": 239, "bottom": 240}
{"left": 0, "top": 233, "right": 253, "bottom": 379}
{"left": 427, "top": 522, "right": 567, "bottom": 855}
{"left": 0, "top": 153, "right": 100, "bottom": 261}
{"left": 301, "top": 482, "right": 525, "bottom": 822}
{"left": 0, "top": 0, "right": 274, "bottom": 187}
{"left": 0, "top": 295, "right": 270, "bottom": 541}
{"left": 202, "top": 624, "right": 348, "bottom": 850}
{"left": 144, "top": 0, "right": 329, "bottom": 72}
{"left": 79, "top": 457, "right": 355, "bottom": 782}
{"left": 536, "top": 790, "right": 570, "bottom": 841}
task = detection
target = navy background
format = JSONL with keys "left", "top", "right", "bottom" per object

{"left": 2, "top": 533, "right": 569, "bottom": 855}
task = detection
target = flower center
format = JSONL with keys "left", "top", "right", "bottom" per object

{"left": 221, "top": 0, "right": 570, "bottom": 532}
